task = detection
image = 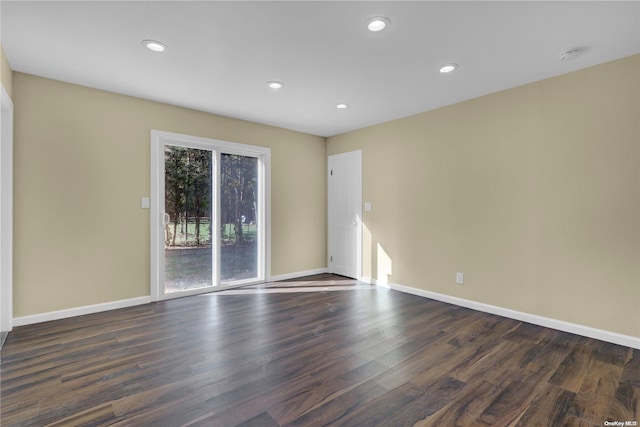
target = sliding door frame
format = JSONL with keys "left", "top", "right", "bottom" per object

{"left": 150, "top": 130, "right": 271, "bottom": 301}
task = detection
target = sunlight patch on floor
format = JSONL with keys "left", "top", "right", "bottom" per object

{"left": 199, "top": 283, "right": 374, "bottom": 296}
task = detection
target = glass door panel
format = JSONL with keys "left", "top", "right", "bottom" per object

{"left": 164, "top": 145, "right": 214, "bottom": 294}
{"left": 220, "top": 153, "right": 259, "bottom": 283}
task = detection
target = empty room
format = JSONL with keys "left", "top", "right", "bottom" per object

{"left": 0, "top": 1, "right": 639, "bottom": 426}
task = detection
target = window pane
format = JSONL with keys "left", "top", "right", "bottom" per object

{"left": 164, "top": 146, "right": 213, "bottom": 293}
{"left": 220, "top": 153, "right": 258, "bottom": 283}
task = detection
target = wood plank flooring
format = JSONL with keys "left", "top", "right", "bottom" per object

{"left": 1, "top": 274, "right": 638, "bottom": 426}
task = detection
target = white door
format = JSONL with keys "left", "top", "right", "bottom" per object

{"left": 328, "top": 150, "right": 362, "bottom": 279}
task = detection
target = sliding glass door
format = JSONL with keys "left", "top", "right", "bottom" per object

{"left": 151, "top": 131, "right": 269, "bottom": 300}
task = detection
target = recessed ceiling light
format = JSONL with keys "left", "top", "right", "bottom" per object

{"left": 439, "top": 63, "right": 459, "bottom": 73}
{"left": 266, "top": 81, "right": 284, "bottom": 89}
{"left": 336, "top": 104, "right": 348, "bottom": 109}
{"left": 366, "top": 16, "right": 390, "bottom": 32}
{"left": 560, "top": 47, "right": 586, "bottom": 61}
{"left": 142, "top": 40, "right": 167, "bottom": 53}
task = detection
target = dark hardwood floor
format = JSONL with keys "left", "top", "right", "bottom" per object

{"left": 1, "top": 274, "right": 638, "bottom": 426}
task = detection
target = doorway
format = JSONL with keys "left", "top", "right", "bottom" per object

{"left": 328, "top": 150, "right": 362, "bottom": 279}
{"left": 151, "top": 131, "right": 270, "bottom": 300}
{"left": 0, "top": 86, "right": 13, "bottom": 341}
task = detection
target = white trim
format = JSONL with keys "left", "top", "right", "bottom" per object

{"left": 264, "top": 152, "right": 272, "bottom": 282}
{"left": 13, "top": 297, "right": 151, "bottom": 327}
{"left": 1, "top": 85, "right": 13, "bottom": 334}
{"left": 150, "top": 135, "right": 161, "bottom": 301}
{"left": 269, "top": 268, "right": 329, "bottom": 282}
{"left": 379, "top": 281, "right": 640, "bottom": 350}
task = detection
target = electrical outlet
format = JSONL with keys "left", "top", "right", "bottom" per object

{"left": 456, "top": 272, "right": 464, "bottom": 285}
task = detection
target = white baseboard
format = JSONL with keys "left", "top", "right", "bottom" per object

{"left": 375, "top": 280, "right": 640, "bottom": 350}
{"left": 13, "top": 296, "right": 151, "bottom": 327}
{"left": 269, "top": 268, "right": 329, "bottom": 282}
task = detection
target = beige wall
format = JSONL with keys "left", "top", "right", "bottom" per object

{"left": 0, "top": 44, "right": 12, "bottom": 98}
{"left": 328, "top": 55, "right": 640, "bottom": 338}
{"left": 13, "top": 73, "right": 326, "bottom": 317}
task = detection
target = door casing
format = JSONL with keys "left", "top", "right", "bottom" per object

{"left": 1, "top": 85, "right": 13, "bottom": 336}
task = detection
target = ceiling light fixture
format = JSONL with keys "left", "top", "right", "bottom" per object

{"left": 142, "top": 40, "right": 167, "bottom": 53}
{"left": 560, "top": 47, "right": 585, "bottom": 61}
{"left": 336, "top": 104, "right": 348, "bottom": 109}
{"left": 266, "top": 81, "right": 284, "bottom": 89}
{"left": 439, "top": 63, "right": 459, "bottom": 74}
{"left": 366, "top": 16, "right": 390, "bottom": 32}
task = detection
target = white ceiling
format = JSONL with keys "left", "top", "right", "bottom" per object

{"left": 2, "top": 1, "right": 639, "bottom": 137}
